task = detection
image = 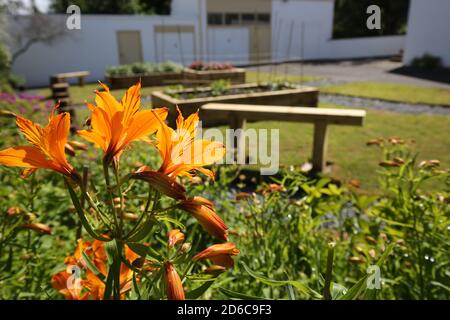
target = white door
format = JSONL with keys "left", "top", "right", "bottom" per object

{"left": 117, "top": 31, "right": 143, "bottom": 65}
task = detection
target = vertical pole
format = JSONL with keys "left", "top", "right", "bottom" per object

{"left": 161, "top": 17, "right": 166, "bottom": 62}
{"left": 230, "top": 115, "right": 247, "bottom": 164}
{"left": 300, "top": 21, "right": 305, "bottom": 86}
{"left": 312, "top": 121, "right": 328, "bottom": 172}
{"left": 285, "top": 20, "right": 295, "bottom": 81}
{"left": 154, "top": 26, "right": 159, "bottom": 63}
{"left": 197, "top": 0, "right": 203, "bottom": 61}
{"left": 177, "top": 25, "right": 185, "bottom": 66}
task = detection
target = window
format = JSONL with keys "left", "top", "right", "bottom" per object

{"left": 225, "top": 13, "right": 240, "bottom": 25}
{"left": 257, "top": 13, "right": 271, "bottom": 24}
{"left": 208, "top": 13, "right": 223, "bottom": 25}
{"left": 241, "top": 13, "right": 255, "bottom": 25}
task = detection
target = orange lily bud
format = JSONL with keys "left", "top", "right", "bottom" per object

{"left": 122, "top": 212, "right": 138, "bottom": 221}
{"left": 366, "top": 138, "right": 383, "bottom": 146}
{"left": 179, "top": 197, "right": 228, "bottom": 241}
{"left": 193, "top": 243, "right": 240, "bottom": 268}
{"left": 67, "top": 140, "right": 88, "bottom": 151}
{"left": 64, "top": 143, "right": 76, "bottom": 157}
{"left": 7, "top": 207, "right": 22, "bottom": 216}
{"left": 204, "top": 265, "right": 226, "bottom": 275}
{"left": 379, "top": 160, "right": 400, "bottom": 168}
{"left": 0, "top": 109, "right": 17, "bottom": 118}
{"left": 132, "top": 170, "right": 186, "bottom": 200}
{"left": 235, "top": 192, "right": 253, "bottom": 201}
{"left": 164, "top": 262, "right": 185, "bottom": 300}
{"left": 168, "top": 229, "right": 185, "bottom": 247}
{"left": 21, "top": 223, "right": 52, "bottom": 235}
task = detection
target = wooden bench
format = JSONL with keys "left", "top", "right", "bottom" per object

{"left": 201, "top": 103, "right": 366, "bottom": 172}
{"left": 50, "top": 71, "right": 90, "bottom": 86}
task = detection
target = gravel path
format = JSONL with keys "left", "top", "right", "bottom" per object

{"left": 319, "top": 93, "right": 450, "bottom": 116}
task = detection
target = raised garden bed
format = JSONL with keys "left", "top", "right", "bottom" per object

{"left": 105, "top": 61, "right": 184, "bottom": 89}
{"left": 183, "top": 68, "right": 246, "bottom": 84}
{"left": 151, "top": 83, "right": 319, "bottom": 126}
{"left": 106, "top": 72, "right": 183, "bottom": 90}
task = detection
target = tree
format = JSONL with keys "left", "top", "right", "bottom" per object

{"left": 1, "top": 0, "right": 69, "bottom": 65}
{"left": 50, "top": 0, "right": 172, "bottom": 15}
{"left": 332, "top": 0, "right": 410, "bottom": 39}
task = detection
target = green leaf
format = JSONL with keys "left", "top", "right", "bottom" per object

{"left": 218, "top": 287, "right": 267, "bottom": 300}
{"left": 185, "top": 280, "right": 215, "bottom": 299}
{"left": 128, "top": 217, "right": 154, "bottom": 242}
{"left": 241, "top": 262, "right": 322, "bottom": 299}
{"left": 82, "top": 250, "right": 106, "bottom": 282}
{"left": 127, "top": 242, "right": 163, "bottom": 261}
{"left": 339, "top": 243, "right": 395, "bottom": 300}
{"left": 132, "top": 272, "right": 141, "bottom": 299}
{"left": 156, "top": 216, "right": 185, "bottom": 229}
{"left": 66, "top": 181, "right": 109, "bottom": 242}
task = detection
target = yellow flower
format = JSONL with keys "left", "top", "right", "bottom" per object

{"left": 78, "top": 81, "right": 168, "bottom": 164}
{"left": 0, "top": 104, "right": 79, "bottom": 181}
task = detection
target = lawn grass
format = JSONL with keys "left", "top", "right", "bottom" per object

{"left": 233, "top": 103, "right": 450, "bottom": 192}
{"left": 321, "top": 81, "right": 450, "bottom": 106}
{"left": 246, "top": 71, "right": 320, "bottom": 84}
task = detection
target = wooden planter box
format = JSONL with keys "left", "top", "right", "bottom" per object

{"left": 183, "top": 68, "right": 246, "bottom": 84}
{"left": 106, "top": 72, "right": 183, "bottom": 89}
{"left": 151, "top": 83, "right": 319, "bottom": 126}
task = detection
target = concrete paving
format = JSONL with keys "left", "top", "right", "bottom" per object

{"left": 250, "top": 59, "right": 450, "bottom": 89}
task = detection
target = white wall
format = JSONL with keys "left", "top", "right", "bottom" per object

{"left": 272, "top": 0, "right": 334, "bottom": 60}
{"left": 324, "top": 35, "right": 405, "bottom": 60}
{"left": 272, "top": 0, "right": 404, "bottom": 61}
{"left": 403, "top": 0, "right": 450, "bottom": 67}
{"left": 10, "top": 0, "right": 409, "bottom": 88}
{"left": 206, "top": 27, "right": 250, "bottom": 64}
{"left": 10, "top": 15, "right": 198, "bottom": 87}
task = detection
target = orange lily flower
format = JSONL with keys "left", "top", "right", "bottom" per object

{"left": 193, "top": 243, "right": 240, "bottom": 268}
{"left": 153, "top": 106, "right": 225, "bottom": 179}
{"left": 78, "top": 81, "right": 168, "bottom": 164}
{"left": 51, "top": 269, "right": 89, "bottom": 300}
{"left": 52, "top": 239, "right": 139, "bottom": 300}
{"left": 164, "top": 261, "right": 185, "bottom": 300}
{"left": 179, "top": 197, "right": 228, "bottom": 241}
{"left": 0, "top": 105, "right": 79, "bottom": 181}
{"left": 168, "top": 229, "right": 185, "bottom": 247}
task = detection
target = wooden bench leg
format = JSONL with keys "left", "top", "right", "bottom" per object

{"left": 312, "top": 121, "right": 328, "bottom": 172}
{"left": 230, "top": 115, "right": 246, "bottom": 163}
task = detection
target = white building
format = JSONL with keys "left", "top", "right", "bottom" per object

{"left": 403, "top": 0, "right": 450, "bottom": 67}
{"left": 8, "top": 0, "right": 405, "bottom": 87}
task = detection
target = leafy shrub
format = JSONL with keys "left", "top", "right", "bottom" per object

{"left": 189, "top": 61, "right": 234, "bottom": 71}
{"left": 106, "top": 64, "right": 133, "bottom": 77}
{"left": 411, "top": 53, "right": 442, "bottom": 69}
{"left": 106, "top": 61, "right": 183, "bottom": 77}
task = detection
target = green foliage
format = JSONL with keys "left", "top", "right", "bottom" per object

{"left": 0, "top": 94, "right": 448, "bottom": 299}
{"left": 411, "top": 53, "right": 443, "bottom": 70}
{"left": 210, "top": 79, "right": 231, "bottom": 96}
{"left": 106, "top": 61, "right": 183, "bottom": 77}
{"left": 50, "top": 0, "right": 172, "bottom": 15}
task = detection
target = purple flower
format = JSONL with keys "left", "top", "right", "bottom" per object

{"left": 17, "top": 105, "right": 27, "bottom": 114}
